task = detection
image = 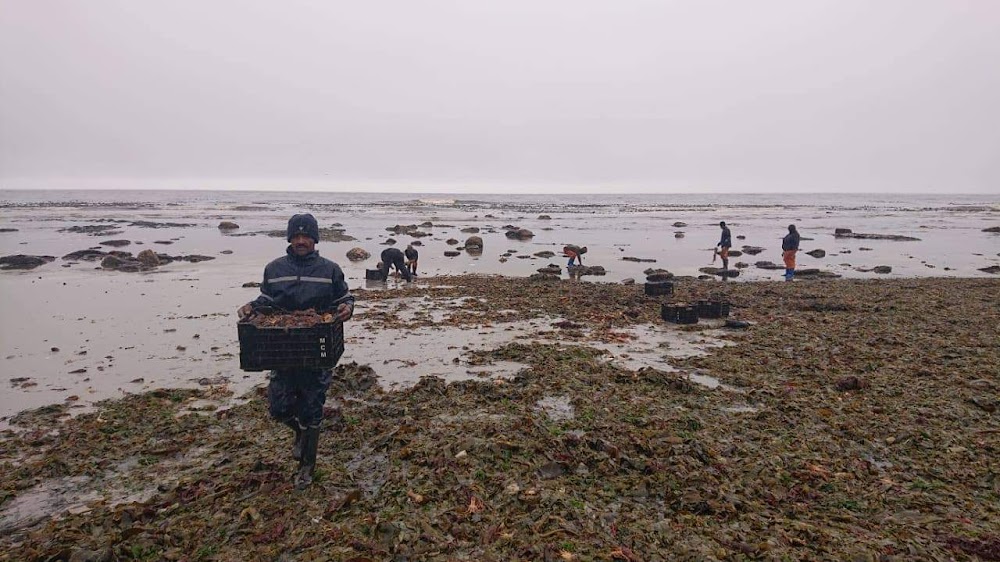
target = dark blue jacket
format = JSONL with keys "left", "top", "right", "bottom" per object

{"left": 782, "top": 231, "right": 800, "bottom": 252}
{"left": 718, "top": 227, "right": 731, "bottom": 248}
{"left": 253, "top": 247, "right": 354, "bottom": 312}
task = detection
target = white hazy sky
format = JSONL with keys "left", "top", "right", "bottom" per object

{"left": 1, "top": 0, "right": 999, "bottom": 194}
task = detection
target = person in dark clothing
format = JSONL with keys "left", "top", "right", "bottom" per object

{"left": 404, "top": 244, "right": 419, "bottom": 276}
{"left": 379, "top": 247, "right": 413, "bottom": 282}
{"left": 781, "top": 224, "right": 800, "bottom": 281}
{"left": 237, "top": 213, "right": 354, "bottom": 489}
{"left": 716, "top": 222, "right": 732, "bottom": 271}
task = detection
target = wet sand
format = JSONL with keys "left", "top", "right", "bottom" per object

{"left": 0, "top": 275, "right": 997, "bottom": 560}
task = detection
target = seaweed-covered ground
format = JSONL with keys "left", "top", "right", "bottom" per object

{"left": 1, "top": 276, "right": 998, "bottom": 561}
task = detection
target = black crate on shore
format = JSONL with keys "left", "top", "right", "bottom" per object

{"left": 661, "top": 303, "right": 699, "bottom": 324}
{"left": 365, "top": 268, "right": 384, "bottom": 281}
{"left": 238, "top": 320, "right": 344, "bottom": 371}
{"left": 644, "top": 281, "right": 674, "bottom": 296}
{"left": 695, "top": 300, "right": 731, "bottom": 319}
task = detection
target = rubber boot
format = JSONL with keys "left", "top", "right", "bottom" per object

{"left": 282, "top": 419, "right": 304, "bottom": 461}
{"left": 784, "top": 268, "right": 794, "bottom": 281}
{"left": 295, "top": 426, "right": 320, "bottom": 490}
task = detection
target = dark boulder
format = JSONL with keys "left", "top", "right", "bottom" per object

{"left": 754, "top": 261, "right": 784, "bottom": 270}
{"left": 699, "top": 267, "right": 740, "bottom": 278}
{"left": 346, "top": 247, "right": 370, "bottom": 261}
{"left": 99, "top": 239, "right": 131, "bottom": 247}
{"left": 0, "top": 254, "right": 55, "bottom": 270}
{"left": 137, "top": 249, "right": 160, "bottom": 267}
{"left": 504, "top": 228, "right": 534, "bottom": 240}
{"left": 62, "top": 249, "right": 108, "bottom": 261}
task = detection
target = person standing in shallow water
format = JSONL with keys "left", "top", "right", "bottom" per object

{"left": 782, "top": 224, "right": 800, "bottom": 281}
{"left": 237, "top": 213, "right": 354, "bottom": 489}
{"left": 717, "top": 221, "right": 732, "bottom": 271}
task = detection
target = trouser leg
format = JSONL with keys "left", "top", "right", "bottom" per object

{"left": 782, "top": 251, "right": 796, "bottom": 280}
{"left": 268, "top": 371, "right": 297, "bottom": 421}
{"left": 269, "top": 371, "right": 306, "bottom": 460}
{"left": 293, "top": 369, "right": 332, "bottom": 428}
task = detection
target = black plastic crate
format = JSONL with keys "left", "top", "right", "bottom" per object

{"left": 644, "top": 281, "right": 674, "bottom": 296}
{"left": 661, "top": 303, "right": 698, "bottom": 324}
{"left": 365, "top": 268, "right": 384, "bottom": 281}
{"left": 238, "top": 320, "right": 344, "bottom": 371}
{"left": 695, "top": 300, "right": 731, "bottom": 319}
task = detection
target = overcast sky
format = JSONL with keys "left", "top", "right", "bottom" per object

{"left": 1, "top": 1, "right": 998, "bottom": 193}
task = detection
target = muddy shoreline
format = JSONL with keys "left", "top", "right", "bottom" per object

{"left": 1, "top": 276, "right": 998, "bottom": 560}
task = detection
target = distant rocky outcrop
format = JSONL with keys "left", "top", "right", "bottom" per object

{"left": 794, "top": 269, "right": 841, "bottom": 278}
{"left": 754, "top": 261, "right": 784, "bottom": 270}
{"left": 806, "top": 249, "right": 826, "bottom": 258}
{"left": 460, "top": 227, "right": 480, "bottom": 234}
{"left": 218, "top": 221, "right": 239, "bottom": 230}
{"left": 567, "top": 265, "right": 605, "bottom": 276}
{"left": 504, "top": 228, "right": 534, "bottom": 240}
{"left": 622, "top": 256, "right": 656, "bottom": 263}
{"left": 537, "top": 264, "right": 562, "bottom": 275}
{"left": 465, "top": 236, "right": 484, "bottom": 249}
{"left": 0, "top": 254, "right": 55, "bottom": 270}
{"left": 699, "top": 267, "right": 740, "bottom": 278}
{"left": 741, "top": 246, "right": 766, "bottom": 255}
{"left": 58, "top": 225, "right": 121, "bottom": 236}
{"left": 266, "top": 227, "right": 356, "bottom": 242}
{"left": 834, "top": 228, "right": 920, "bottom": 241}
{"left": 100, "top": 252, "right": 214, "bottom": 272}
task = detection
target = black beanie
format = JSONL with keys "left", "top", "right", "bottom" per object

{"left": 287, "top": 213, "right": 320, "bottom": 242}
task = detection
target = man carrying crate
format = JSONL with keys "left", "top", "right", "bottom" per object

{"left": 237, "top": 213, "right": 355, "bottom": 489}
